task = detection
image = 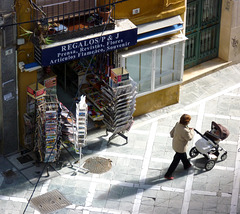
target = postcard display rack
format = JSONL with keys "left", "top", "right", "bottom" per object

{"left": 75, "top": 96, "right": 88, "bottom": 150}
{"left": 101, "top": 69, "right": 137, "bottom": 144}
{"left": 74, "top": 95, "right": 89, "bottom": 173}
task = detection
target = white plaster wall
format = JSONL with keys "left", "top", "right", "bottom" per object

{"left": 219, "top": 0, "right": 233, "bottom": 61}
{"left": 219, "top": 0, "right": 240, "bottom": 62}
{"left": 229, "top": 0, "right": 240, "bottom": 61}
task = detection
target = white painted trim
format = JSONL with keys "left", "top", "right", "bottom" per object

{"left": 137, "top": 15, "right": 183, "bottom": 35}
{"left": 119, "top": 34, "right": 187, "bottom": 58}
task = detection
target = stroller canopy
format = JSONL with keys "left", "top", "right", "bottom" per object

{"left": 211, "top": 121, "right": 230, "bottom": 140}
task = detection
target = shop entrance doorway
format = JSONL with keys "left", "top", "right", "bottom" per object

{"left": 51, "top": 53, "right": 112, "bottom": 128}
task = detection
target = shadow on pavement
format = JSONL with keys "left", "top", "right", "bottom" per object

{"left": 97, "top": 156, "right": 214, "bottom": 200}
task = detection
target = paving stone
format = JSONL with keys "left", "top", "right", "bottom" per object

{"left": 118, "top": 201, "right": 133, "bottom": 212}
{"left": 189, "top": 201, "right": 204, "bottom": 210}
{"left": 6, "top": 200, "right": 23, "bottom": 211}
{"left": 124, "top": 174, "right": 140, "bottom": 182}
{"left": 0, "top": 200, "right": 8, "bottom": 209}
{"left": 216, "top": 203, "right": 231, "bottom": 213}
{"left": 237, "top": 201, "right": 240, "bottom": 214}
{"left": 68, "top": 210, "right": 83, "bottom": 214}
{"left": 142, "top": 189, "right": 158, "bottom": 198}
{"left": 105, "top": 199, "right": 120, "bottom": 209}
{"left": 205, "top": 183, "right": 220, "bottom": 192}
{"left": 89, "top": 212, "right": 102, "bottom": 214}
{"left": 153, "top": 206, "right": 168, "bottom": 214}
{"left": 66, "top": 194, "right": 86, "bottom": 206}
{"left": 91, "top": 199, "right": 107, "bottom": 208}
{"left": 141, "top": 196, "right": 155, "bottom": 206}
{"left": 98, "top": 171, "right": 114, "bottom": 181}
{"left": 107, "top": 185, "right": 124, "bottom": 200}
{"left": 167, "top": 207, "right": 181, "bottom": 214}
{"left": 188, "top": 209, "right": 203, "bottom": 214}
{"left": 139, "top": 204, "right": 154, "bottom": 213}
{"left": 112, "top": 166, "right": 129, "bottom": 176}
{"left": 203, "top": 202, "right": 218, "bottom": 210}
{"left": 95, "top": 183, "right": 111, "bottom": 192}
{"left": 93, "top": 190, "right": 108, "bottom": 201}
{"left": 4, "top": 211, "right": 22, "bottom": 214}
{"left": 154, "top": 198, "right": 169, "bottom": 207}
{"left": 120, "top": 194, "right": 136, "bottom": 203}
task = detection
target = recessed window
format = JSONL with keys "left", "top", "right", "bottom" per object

{"left": 119, "top": 35, "right": 186, "bottom": 96}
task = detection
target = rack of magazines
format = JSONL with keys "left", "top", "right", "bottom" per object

{"left": 35, "top": 100, "right": 61, "bottom": 163}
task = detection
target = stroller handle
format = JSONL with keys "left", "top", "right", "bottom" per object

{"left": 194, "top": 128, "right": 209, "bottom": 141}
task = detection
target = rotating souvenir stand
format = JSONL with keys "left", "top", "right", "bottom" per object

{"left": 73, "top": 95, "right": 89, "bottom": 174}
{"left": 101, "top": 78, "right": 137, "bottom": 145}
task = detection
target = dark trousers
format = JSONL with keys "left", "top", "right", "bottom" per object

{"left": 165, "top": 152, "right": 191, "bottom": 177}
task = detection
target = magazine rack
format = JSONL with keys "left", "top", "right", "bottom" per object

{"left": 35, "top": 100, "right": 60, "bottom": 163}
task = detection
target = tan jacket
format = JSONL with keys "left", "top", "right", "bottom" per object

{"left": 170, "top": 122, "right": 194, "bottom": 153}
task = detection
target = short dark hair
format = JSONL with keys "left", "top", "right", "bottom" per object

{"left": 180, "top": 114, "right": 191, "bottom": 125}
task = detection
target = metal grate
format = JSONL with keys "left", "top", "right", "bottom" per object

{"left": 83, "top": 157, "right": 112, "bottom": 174}
{"left": 17, "top": 155, "right": 33, "bottom": 164}
{"left": 30, "top": 189, "right": 71, "bottom": 214}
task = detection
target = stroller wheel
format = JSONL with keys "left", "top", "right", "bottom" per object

{"left": 221, "top": 152, "right": 227, "bottom": 161}
{"left": 205, "top": 160, "right": 215, "bottom": 171}
{"left": 189, "top": 147, "right": 199, "bottom": 158}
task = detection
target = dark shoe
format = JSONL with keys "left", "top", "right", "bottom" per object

{"left": 164, "top": 175, "right": 174, "bottom": 180}
{"left": 184, "top": 164, "right": 192, "bottom": 170}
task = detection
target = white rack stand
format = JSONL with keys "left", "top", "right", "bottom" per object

{"left": 73, "top": 95, "right": 89, "bottom": 174}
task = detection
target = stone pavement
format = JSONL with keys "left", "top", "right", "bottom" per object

{"left": 0, "top": 63, "right": 240, "bottom": 214}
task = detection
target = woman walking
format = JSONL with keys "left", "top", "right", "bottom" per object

{"left": 164, "top": 114, "right": 194, "bottom": 180}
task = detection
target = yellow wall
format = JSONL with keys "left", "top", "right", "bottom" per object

{"left": 98, "top": 0, "right": 185, "bottom": 25}
{"left": 16, "top": 0, "right": 37, "bottom": 146}
{"left": 133, "top": 85, "right": 180, "bottom": 117}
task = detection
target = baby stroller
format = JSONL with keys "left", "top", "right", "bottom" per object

{"left": 189, "top": 121, "right": 230, "bottom": 171}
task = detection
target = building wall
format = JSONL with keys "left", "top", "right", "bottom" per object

{"left": 0, "top": 1, "right": 19, "bottom": 154}
{"left": 133, "top": 85, "right": 180, "bottom": 117}
{"left": 219, "top": 0, "right": 240, "bottom": 63}
{"left": 98, "top": 0, "right": 185, "bottom": 25}
{"left": 15, "top": 0, "right": 37, "bottom": 147}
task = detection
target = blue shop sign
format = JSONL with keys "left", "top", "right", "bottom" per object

{"left": 35, "top": 27, "right": 137, "bottom": 66}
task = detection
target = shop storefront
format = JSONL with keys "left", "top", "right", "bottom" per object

{"left": 23, "top": 19, "right": 138, "bottom": 162}
{"left": 15, "top": 0, "right": 187, "bottom": 160}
